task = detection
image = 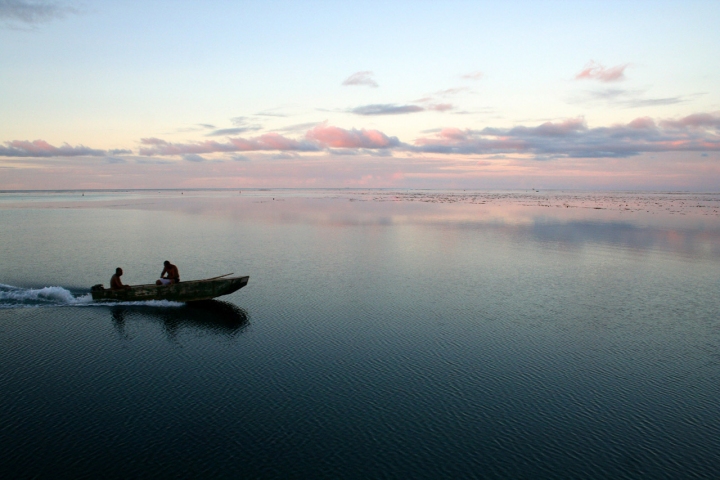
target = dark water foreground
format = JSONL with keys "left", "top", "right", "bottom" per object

{"left": 1, "top": 190, "right": 720, "bottom": 479}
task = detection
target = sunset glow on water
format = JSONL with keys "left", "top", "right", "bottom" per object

{"left": 1, "top": 190, "right": 719, "bottom": 478}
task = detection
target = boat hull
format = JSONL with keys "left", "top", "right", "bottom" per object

{"left": 91, "top": 276, "right": 249, "bottom": 303}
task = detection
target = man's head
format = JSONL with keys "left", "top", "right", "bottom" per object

{"left": 164, "top": 260, "right": 170, "bottom": 267}
{"left": 116, "top": 267, "right": 123, "bottom": 275}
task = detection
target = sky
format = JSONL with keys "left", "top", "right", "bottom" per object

{"left": 1, "top": 0, "right": 719, "bottom": 190}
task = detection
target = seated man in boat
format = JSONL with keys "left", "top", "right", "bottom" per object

{"left": 157, "top": 260, "right": 180, "bottom": 286}
{"left": 110, "top": 267, "right": 131, "bottom": 290}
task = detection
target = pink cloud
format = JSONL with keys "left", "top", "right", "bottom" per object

{"left": 10, "top": 140, "right": 59, "bottom": 155}
{"left": 139, "top": 134, "right": 320, "bottom": 156}
{"left": 427, "top": 103, "right": 454, "bottom": 112}
{"left": 8, "top": 114, "right": 720, "bottom": 165}
{"left": 660, "top": 113, "right": 720, "bottom": 129}
{"left": 411, "top": 87, "right": 470, "bottom": 112}
{"left": 138, "top": 126, "right": 401, "bottom": 156}
{"left": 342, "top": 71, "right": 378, "bottom": 88}
{"left": 412, "top": 114, "right": 720, "bottom": 158}
{"left": 434, "top": 87, "right": 470, "bottom": 96}
{"left": 0, "top": 139, "right": 107, "bottom": 157}
{"left": 436, "top": 128, "right": 470, "bottom": 141}
{"left": 627, "top": 117, "right": 656, "bottom": 129}
{"left": 238, "top": 133, "right": 310, "bottom": 151}
{"left": 576, "top": 61, "right": 628, "bottom": 82}
{"left": 351, "top": 104, "right": 424, "bottom": 115}
{"left": 139, "top": 137, "right": 167, "bottom": 146}
{"left": 7, "top": 146, "right": 720, "bottom": 191}
{"left": 529, "top": 118, "right": 587, "bottom": 136}
{"left": 461, "top": 71, "right": 483, "bottom": 80}
{"left": 306, "top": 124, "right": 399, "bottom": 148}
{"left": 139, "top": 138, "right": 237, "bottom": 155}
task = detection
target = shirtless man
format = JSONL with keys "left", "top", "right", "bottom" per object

{"left": 110, "top": 268, "right": 131, "bottom": 290}
{"left": 157, "top": 260, "right": 180, "bottom": 286}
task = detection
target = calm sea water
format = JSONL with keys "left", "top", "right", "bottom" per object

{"left": 1, "top": 189, "right": 719, "bottom": 479}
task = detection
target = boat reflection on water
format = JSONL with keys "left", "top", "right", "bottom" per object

{"left": 110, "top": 300, "right": 249, "bottom": 339}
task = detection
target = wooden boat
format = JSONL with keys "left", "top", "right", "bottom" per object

{"left": 90, "top": 275, "right": 249, "bottom": 303}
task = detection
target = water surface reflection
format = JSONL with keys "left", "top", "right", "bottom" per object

{"left": 110, "top": 301, "right": 249, "bottom": 339}
{"left": 3, "top": 189, "right": 719, "bottom": 260}
{"left": 2, "top": 190, "right": 720, "bottom": 478}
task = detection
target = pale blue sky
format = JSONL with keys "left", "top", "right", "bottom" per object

{"left": 1, "top": 0, "right": 719, "bottom": 189}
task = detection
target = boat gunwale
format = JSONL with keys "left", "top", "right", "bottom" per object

{"left": 118, "top": 276, "right": 248, "bottom": 290}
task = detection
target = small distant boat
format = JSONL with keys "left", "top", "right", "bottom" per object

{"left": 90, "top": 274, "right": 249, "bottom": 303}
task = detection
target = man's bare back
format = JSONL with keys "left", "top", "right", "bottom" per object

{"left": 110, "top": 268, "right": 131, "bottom": 290}
{"left": 157, "top": 261, "right": 180, "bottom": 285}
